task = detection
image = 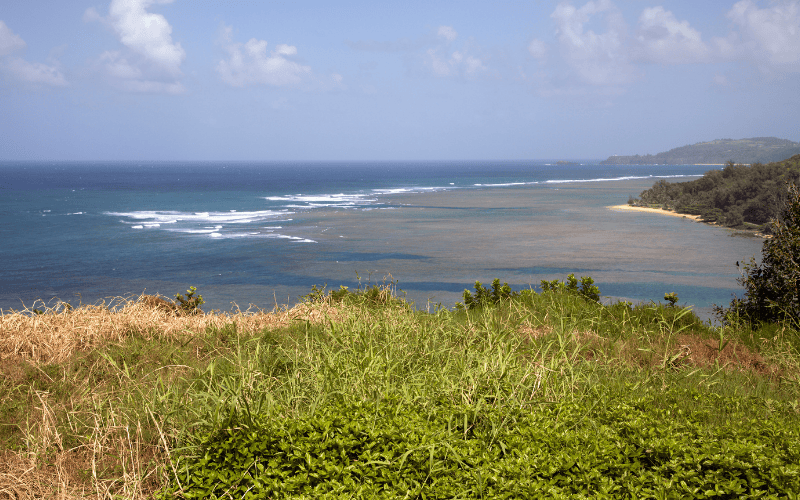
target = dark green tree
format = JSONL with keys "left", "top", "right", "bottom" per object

{"left": 719, "top": 183, "right": 800, "bottom": 324}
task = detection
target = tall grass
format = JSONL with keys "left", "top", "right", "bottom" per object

{"left": 1, "top": 287, "right": 798, "bottom": 498}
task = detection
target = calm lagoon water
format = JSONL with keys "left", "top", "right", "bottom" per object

{"left": 0, "top": 161, "right": 763, "bottom": 319}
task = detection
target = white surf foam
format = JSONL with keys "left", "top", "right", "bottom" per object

{"left": 475, "top": 174, "right": 702, "bottom": 187}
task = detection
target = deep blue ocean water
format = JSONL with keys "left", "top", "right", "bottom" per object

{"left": 0, "top": 161, "right": 763, "bottom": 319}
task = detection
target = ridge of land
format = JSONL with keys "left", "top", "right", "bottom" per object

{"left": 602, "top": 137, "right": 800, "bottom": 165}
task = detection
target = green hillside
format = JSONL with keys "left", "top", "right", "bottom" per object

{"left": 603, "top": 137, "right": 800, "bottom": 165}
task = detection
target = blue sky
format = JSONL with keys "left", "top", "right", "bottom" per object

{"left": 1, "top": 0, "right": 798, "bottom": 161}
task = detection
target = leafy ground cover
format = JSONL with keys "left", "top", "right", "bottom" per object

{"left": 164, "top": 395, "right": 799, "bottom": 499}
{"left": 1, "top": 282, "right": 799, "bottom": 498}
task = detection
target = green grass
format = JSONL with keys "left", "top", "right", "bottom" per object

{"left": 2, "top": 284, "right": 799, "bottom": 498}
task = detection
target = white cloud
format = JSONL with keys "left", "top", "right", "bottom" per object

{"left": 107, "top": 0, "right": 184, "bottom": 75}
{"left": 98, "top": 50, "right": 141, "bottom": 79}
{"left": 0, "top": 20, "right": 26, "bottom": 56}
{"left": 425, "top": 48, "right": 487, "bottom": 77}
{"left": 96, "top": 49, "right": 183, "bottom": 93}
{"left": 4, "top": 57, "right": 68, "bottom": 86}
{"left": 346, "top": 25, "right": 488, "bottom": 79}
{"left": 117, "top": 79, "right": 184, "bottom": 94}
{"left": 83, "top": 7, "right": 102, "bottom": 23}
{"left": 528, "top": 39, "right": 547, "bottom": 60}
{"left": 86, "top": 0, "right": 185, "bottom": 93}
{"left": 437, "top": 26, "right": 458, "bottom": 43}
{"left": 724, "top": 0, "right": 800, "bottom": 68}
{"left": 0, "top": 20, "right": 67, "bottom": 86}
{"left": 216, "top": 24, "right": 312, "bottom": 87}
{"left": 424, "top": 25, "right": 487, "bottom": 78}
{"left": 634, "top": 6, "right": 709, "bottom": 64}
{"left": 551, "top": 0, "right": 636, "bottom": 86}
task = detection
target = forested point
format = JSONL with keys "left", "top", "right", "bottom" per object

{"left": 630, "top": 154, "right": 800, "bottom": 233}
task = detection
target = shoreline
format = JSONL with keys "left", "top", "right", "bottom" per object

{"left": 607, "top": 204, "right": 703, "bottom": 221}
{"left": 609, "top": 204, "right": 768, "bottom": 238}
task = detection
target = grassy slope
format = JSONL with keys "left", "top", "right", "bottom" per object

{"left": 1, "top": 287, "right": 799, "bottom": 498}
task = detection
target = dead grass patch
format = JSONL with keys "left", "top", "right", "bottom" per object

{"left": 0, "top": 296, "right": 343, "bottom": 366}
{"left": 518, "top": 322, "right": 551, "bottom": 341}
{"left": 554, "top": 329, "right": 781, "bottom": 377}
{"left": 0, "top": 446, "right": 163, "bottom": 500}
{"left": 676, "top": 334, "right": 779, "bottom": 376}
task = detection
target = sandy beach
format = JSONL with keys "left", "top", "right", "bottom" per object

{"left": 607, "top": 204, "right": 703, "bottom": 221}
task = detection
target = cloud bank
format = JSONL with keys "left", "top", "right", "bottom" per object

{"left": 4, "top": 0, "right": 799, "bottom": 98}
{"left": 722, "top": 0, "right": 800, "bottom": 69}
{"left": 538, "top": 0, "right": 800, "bottom": 90}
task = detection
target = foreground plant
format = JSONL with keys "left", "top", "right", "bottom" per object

{"left": 159, "top": 395, "right": 800, "bottom": 499}
{"left": 174, "top": 286, "right": 205, "bottom": 315}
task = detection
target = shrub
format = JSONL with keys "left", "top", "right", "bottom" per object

{"left": 664, "top": 292, "right": 679, "bottom": 307}
{"left": 457, "top": 278, "right": 535, "bottom": 310}
{"left": 303, "top": 282, "right": 403, "bottom": 307}
{"left": 174, "top": 286, "right": 204, "bottom": 315}
{"left": 461, "top": 278, "right": 510, "bottom": 309}
{"left": 717, "top": 183, "right": 800, "bottom": 325}
{"left": 540, "top": 273, "right": 600, "bottom": 303}
{"left": 456, "top": 274, "right": 601, "bottom": 311}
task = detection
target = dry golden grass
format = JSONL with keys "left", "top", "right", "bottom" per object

{"left": 0, "top": 416, "right": 165, "bottom": 500}
{"left": 518, "top": 322, "right": 552, "bottom": 341}
{"left": 0, "top": 295, "right": 348, "bottom": 500}
{"left": 0, "top": 294, "right": 343, "bottom": 365}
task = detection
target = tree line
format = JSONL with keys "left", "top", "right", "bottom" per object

{"left": 631, "top": 154, "right": 800, "bottom": 232}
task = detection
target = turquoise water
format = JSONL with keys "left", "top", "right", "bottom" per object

{"left": 0, "top": 161, "right": 762, "bottom": 319}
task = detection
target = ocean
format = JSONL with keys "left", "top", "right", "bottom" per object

{"left": 0, "top": 161, "right": 763, "bottom": 320}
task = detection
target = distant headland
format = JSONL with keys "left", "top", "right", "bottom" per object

{"left": 601, "top": 137, "right": 800, "bottom": 165}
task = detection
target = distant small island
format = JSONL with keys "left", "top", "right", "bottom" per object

{"left": 602, "top": 137, "right": 800, "bottom": 165}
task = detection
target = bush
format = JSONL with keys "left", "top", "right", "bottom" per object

{"left": 303, "top": 281, "right": 404, "bottom": 307}
{"left": 664, "top": 292, "right": 679, "bottom": 307}
{"left": 456, "top": 274, "right": 601, "bottom": 311}
{"left": 718, "top": 183, "right": 800, "bottom": 325}
{"left": 174, "top": 286, "right": 204, "bottom": 315}
{"left": 540, "top": 273, "right": 601, "bottom": 303}
{"left": 457, "top": 278, "right": 530, "bottom": 310}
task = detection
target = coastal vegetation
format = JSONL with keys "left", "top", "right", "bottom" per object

{"left": 630, "top": 154, "right": 800, "bottom": 232}
{"left": 602, "top": 137, "right": 800, "bottom": 165}
{"left": 715, "top": 183, "right": 800, "bottom": 327}
{"left": 2, "top": 270, "right": 799, "bottom": 498}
